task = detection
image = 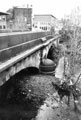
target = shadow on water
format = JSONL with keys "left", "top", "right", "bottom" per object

{"left": 0, "top": 67, "right": 45, "bottom": 120}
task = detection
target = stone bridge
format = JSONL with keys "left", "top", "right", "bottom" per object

{"left": 0, "top": 31, "right": 60, "bottom": 85}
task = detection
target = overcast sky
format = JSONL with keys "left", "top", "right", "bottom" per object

{"left": 0, "top": 0, "right": 81, "bottom": 19}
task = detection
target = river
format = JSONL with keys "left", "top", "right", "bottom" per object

{"left": 0, "top": 57, "right": 81, "bottom": 120}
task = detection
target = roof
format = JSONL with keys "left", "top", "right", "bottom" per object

{"left": 0, "top": 12, "right": 9, "bottom": 15}
{"left": 34, "top": 14, "right": 56, "bottom": 19}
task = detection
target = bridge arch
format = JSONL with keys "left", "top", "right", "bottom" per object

{"left": 0, "top": 34, "right": 59, "bottom": 86}
{"left": 47, "top": 43, "right": 60, "bottom": 66}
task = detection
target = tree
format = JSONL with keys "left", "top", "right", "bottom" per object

{"left": 60, "top": 6, "right": 81, "bottom": 77}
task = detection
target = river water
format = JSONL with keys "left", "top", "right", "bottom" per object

{"left": 0, "top": 57, "right": 81, "bottom": 120}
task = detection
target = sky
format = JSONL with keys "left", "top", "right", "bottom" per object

{"left": 0, "top": 0, "right": 81, "bottom": 19}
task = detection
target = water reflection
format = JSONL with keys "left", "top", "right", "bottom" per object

{"left": 0, "top": 104, "right": 38, "bottom": 120}
{"left": 35, "top": 93, "right": 60, "bottom": 120}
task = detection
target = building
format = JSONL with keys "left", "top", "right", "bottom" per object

{"left": 6, "top": 6, "right": 32, "bottom": 31}
{"left": 32, "top": 14, "right": 57, "bottom": 32}
{"left": 0, "top": 12, "right": 9, "bottom": 30}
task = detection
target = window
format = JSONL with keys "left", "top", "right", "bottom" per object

{"left": 35, "top": 26, "right": 37, "bottom": 28}
{"left": 3, "top": 17, "right": 5, "bottom": 21}
{"left": 42, "top": 27, "right": 44, "bottom": 30}
{"left": 3, "top": 25, "right": 6, "bottom": 29}
{"left": 0, "top": 26, "right": 2, "bottom": 29}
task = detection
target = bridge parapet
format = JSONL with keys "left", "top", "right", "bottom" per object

{"left": 0, "top": 31, "right": 52, "bottom": 62}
